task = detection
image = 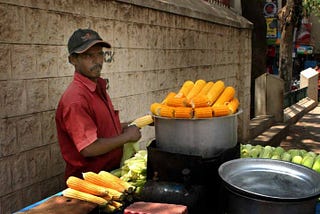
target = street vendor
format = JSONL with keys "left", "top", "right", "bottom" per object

{"left": 55, "top": 28, "right": 141, "bottom": 181}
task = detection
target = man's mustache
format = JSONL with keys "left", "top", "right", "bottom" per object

{"left": 90, "top": 64, "right": 102, "bottom": 71}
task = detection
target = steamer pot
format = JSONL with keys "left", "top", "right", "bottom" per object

{"left": 153, "top": 109, "right": 242, "bottom": 158}
{"left": 218, "top": 158, "right": 320, "bottom": 214}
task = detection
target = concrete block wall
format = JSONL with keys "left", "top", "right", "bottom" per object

{"left": 0, "top": 0, "right": 252, "bottom": 213}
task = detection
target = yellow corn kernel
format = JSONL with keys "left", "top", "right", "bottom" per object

{"left": 212, "top": 105, "right": 231, "bottom": 117}
{"left": 62, "top": 188, "right": 108, "bottom": 206}
{"left": 213, "top": 86, "right": 235, "bottom": 107}
{"left": 186, "top": 79, "right": 207, "bottom": 101}
{"left": 174, "top": 107, "right": 193, "bottom": 118}
{"left": 130, "top": 115, "right": 153, "bottom": 128}
{"left": 194, "top": 107, "right": 213, "bottom": 118}
{"left": 66, "top": 176, "right": 109, "bottom": 197}
{"left": 207, "top": 80, "right": 225, "bottom": 105}
{"left": 159, "top": 105, "right": 175, "bottom": 118}
{"left": 198, "top": 81, "right": 214, "bottom": 96}
{"left": 175, "top": 80, "right": 194, "bottom": 98}
{"left": 82, "top": 172, "right": 126, "bottom": 193}
{"left": 166, "top": 97, "right": 188, "bottom": 107}
{"left": 227, "top": 97, "right": 240, "bottom": 114}
{"left": 161, "top": 92, "right": 177, "bottom": 104}
{"left": 190, "top": 94, "right": 210, "bottom": 108}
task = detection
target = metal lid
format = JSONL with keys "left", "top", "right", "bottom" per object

{"left": 218, "top": 158, "right": 320, "bottom": 200}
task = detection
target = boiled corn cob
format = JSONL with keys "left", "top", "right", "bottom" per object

{"left": 150, "top": 103, "right": 163, "bottom": 116}
{"left": 130, "top": 115, "right": 153, "bottom": 128}
{"left": 213, "top": 86, "right": 235, "bottom": 107}
{"left": 83, "top": 172, "right": 126, "bottom": 193}
{"left": 212, "top": 105, "right": 231, "bottom": 117}
{"left": 166, "top": 97, "right": 188, "bottom": 107}
{"left": 194, "top": 107, "right": 213, "bottom": 118}
{"left": 66, "top": 176, "right": 109, "bottom": 197}
{"left": 161, "top": 92, "right": 176, "bottom": 104}
{"left": 62, "top": 188, "right": 108, "bottom": 206}
{"left": 190, "top": 94, "right": 210, "bottom": 108}
{"left": 227, "top": 97, "right": 239, "bottom": 114}
{"left": 174, "top": 107, "right": 193, "bottom": 118}
{"left": 159, "top": 105, "right": 175, "bottom": 118}
{"left": 186, "top": 79, "right": 206, "bottom": 101}
{"left": 175, "top": 80, "right": 194, "bottom": 98}
{"left": 198, "top": 81, "right": 214, "bottom": 96}
{"left": 207, "top": 80, "right": 225, "bottom": 105}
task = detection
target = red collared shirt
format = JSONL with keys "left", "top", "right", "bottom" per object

{"left": 55, "top": 72, "right": 123, "bottom": 180}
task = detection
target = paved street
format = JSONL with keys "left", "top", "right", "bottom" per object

{"left": 280, "top": 104, "right": 320, "bottom": 153}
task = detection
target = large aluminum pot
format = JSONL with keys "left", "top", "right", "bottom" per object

{"left": 218, "top": 158, "right": 320, "bottom": 214}
{"left": 153, "top": 109, "right": 242, "bottom": 158}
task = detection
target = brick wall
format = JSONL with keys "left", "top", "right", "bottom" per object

{"left": 0, "top": 0, "right": 252, "bottom": 213}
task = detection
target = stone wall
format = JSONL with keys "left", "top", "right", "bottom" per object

{"left": 0, "top": 0, "right": 252, "bottom": 213}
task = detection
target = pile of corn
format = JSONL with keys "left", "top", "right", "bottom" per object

{"left": 241, "top": 144, "right": 320, "bottom": 173}
{"left": 62, "top": 171, "right": 135, "bottom": 213}
{"left": 150, "top": 79, "right": 240, "bottom": 119}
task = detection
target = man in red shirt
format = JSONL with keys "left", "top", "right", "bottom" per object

{"left": 55, "top": 29, "right": 141, "bottom": 180}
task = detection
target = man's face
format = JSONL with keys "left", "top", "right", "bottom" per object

{"left": 70, "top": 45, "right": 104, "bottom": 82}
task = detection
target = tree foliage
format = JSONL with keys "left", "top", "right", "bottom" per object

{"left": 303, "top": 0, "right": 320, "bottom": 17}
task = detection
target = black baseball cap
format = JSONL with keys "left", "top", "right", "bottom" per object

{"left": 67, "top": 29, "right": 111, "bottom": 55}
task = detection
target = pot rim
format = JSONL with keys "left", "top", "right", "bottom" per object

{"left": 219, "top": 158, "right": 320, "bottom": 201}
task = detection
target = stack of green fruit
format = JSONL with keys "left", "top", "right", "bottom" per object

{"left": 240, "top": 144, "right": 320, "bottom": 173}
{"left": 111, "top": 150, "right": 147, "bottom": 194}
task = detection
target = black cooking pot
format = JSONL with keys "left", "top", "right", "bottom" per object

{"left": 218, "top": 158, "right": 320, "bottom": 214}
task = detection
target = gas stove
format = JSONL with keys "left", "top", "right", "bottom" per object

{"left": 138, "top": 140, "right": 240, "bottom": 213}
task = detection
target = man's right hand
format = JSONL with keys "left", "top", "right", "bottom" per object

{"left": 123, "top": 125, "right": 141, "bottom": 142}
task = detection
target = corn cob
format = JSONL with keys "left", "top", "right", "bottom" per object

{"left": 166, "top": 97, "right": 188, "bottom": 107}
{"left": 150, "top": 103, "right": 163, "bottom": 116}
{"left": 186, "top": 79, "right": 206, "bottom": 101}
{"left": 62, "top": 188, "right": 108, "bottom": 206}
{"left": 212, "top": 105, "right": 231, "bottom": 117}
{"left": 159, "top": 105, "right": 175, "bottom": 118}
{"left": 130, "top": 115, "right": 153, "bottom": 128}
{"left": 82, "top": 172, "right": 126, "bottom": 193}
{"left": 103, "top": 204, "right": 117, "bottom": 213}
{"left": 194, "top": 107, "right": 213, "bottom": 118}
{"left": 227, "top": 97, "right": 239, "bottom": 114}
{"left": 174, "top": 107, "right": 193, "bottom": 118}
{"left": 198, "top": 81, "right": 214, "bottom": 96}
{"left": 102, "top": 188, "right": 124, "bottom": 201}
{"left": 190, "top": 94, "right": 210, "bottom": 108}
{"left": 110, "top": 200, "right": 123, "bottom": 209}
{"left": 213, "top": 86, "right": 235, "bottom": 107}
{"left": 175, "top": 80, "right": 194, "bottom": 98}
{"left": 207, "top": 80, "right": 225, "bottom": 105}
{"left": 161, "top": 92, "right": 176, "bottom": 104}
{"left": 66, "top": 176, "right": 109, "bottom": 197}
{"left": 98, "top": 171, "right": 134, "bottom": 192}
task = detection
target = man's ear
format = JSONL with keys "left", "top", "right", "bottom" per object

{"left": 68, "top": 55, "right": 76, "bottom": 65}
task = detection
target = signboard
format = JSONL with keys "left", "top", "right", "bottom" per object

{"left": 296, "top": 45, "right": 313, "bottom": 55}
{"left": 266, "top": 18, "right": 278, "bottom": 38}
{"left": 264, "top": 2, "right": 277, "bottom": 17}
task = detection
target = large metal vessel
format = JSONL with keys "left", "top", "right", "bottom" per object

{"left": 153, "top": 109, "right": 242, "bottom": 158}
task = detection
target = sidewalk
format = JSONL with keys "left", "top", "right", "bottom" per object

{"left": 280, "top": 104, "right": 320, "bottom": 153}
